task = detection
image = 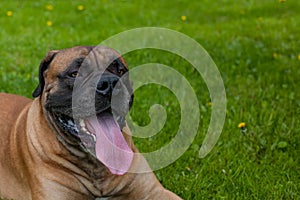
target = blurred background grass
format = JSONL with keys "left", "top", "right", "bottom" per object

{"left": 0, "top": 0, "right": 300, "bottom": 199}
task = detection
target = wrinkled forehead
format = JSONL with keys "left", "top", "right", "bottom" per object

{"left": 84, "top": 46, "right": 128, "bottom": 73}
{"left": 48, "top": 46, "right": 127, "bottom": 75}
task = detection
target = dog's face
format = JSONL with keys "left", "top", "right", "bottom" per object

{"left": 33, "top": 46, "right": 134, "bottom": 175}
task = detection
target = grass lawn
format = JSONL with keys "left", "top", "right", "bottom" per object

{"left": 1, "top": 0, "right": 300, "bottom": 199}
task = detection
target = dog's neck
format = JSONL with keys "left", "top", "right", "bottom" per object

{"left": 28, "top": 99, "right": 172, "bottom": 199}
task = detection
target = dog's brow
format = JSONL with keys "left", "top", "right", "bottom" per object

{"left": 66, "top": 57, "right": 85, "bottom": 71}
{"left": 72, "top": 57, "right": 85, "bottom": 67}
{"left": 58, "top": 57, "right": 85, "bottom": 78}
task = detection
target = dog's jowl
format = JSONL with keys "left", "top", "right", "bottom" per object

{"left": 0, "top": 46, "right": 182, "bottom": 200}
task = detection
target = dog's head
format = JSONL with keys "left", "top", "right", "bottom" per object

{"left": 33, "top": 46, "right": 134, "bottom": 175}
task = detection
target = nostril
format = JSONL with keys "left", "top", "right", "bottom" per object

{"left": 97, "top": 80, "right": 110, "bottom": 95}
{"left": 98, "top": 81, "right": 109, "bottom": 91}
{"left": 96, "top": 75, "right": 120, "bottom": 96}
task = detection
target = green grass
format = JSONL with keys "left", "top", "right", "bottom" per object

{"left": 1, "top": 0, "right": 300, "bottom": 199}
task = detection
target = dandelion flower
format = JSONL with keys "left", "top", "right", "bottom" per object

{"left": 298, "top": 54, "right": 300, "bottom": 61}
{"left": 47, "top": 20, "right": 53, "bottom": 27}
{"left": 238, "top": 122, "right": 246, "bottom": 129}
{"left": 46, "top": 4, "right": 54, "bottom": 11}
{"left": 6, "top": 11, "right": 13, "bottom": 17}
{"left": 279, "top": 0, "right": 286, "bottom": 3}
{"left": 238, "top": 122, "right": 247, "bottom": 133}
{"left": 77, "top": 5, "right": 84, "bottom": 11}
{"left": 181, "top": 15, "right": 187, "bottom": 21}
{"left": 273, "top": 53, "right": 278, "bottom": 59}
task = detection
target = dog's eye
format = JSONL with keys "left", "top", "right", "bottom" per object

{"left": 69, "top": 71, "right": 78, "bottom": 78}
{"left": 118, "top": 69, "right": 124, "bottom": 75}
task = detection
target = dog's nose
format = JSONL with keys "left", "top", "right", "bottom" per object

{"left": 96, "top": 75, "right": 119, "bottom": 96}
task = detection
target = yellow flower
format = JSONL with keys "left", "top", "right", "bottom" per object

{"left": 46, "top": 4, "right": 54, "bottom": 11}
{"left": 181, "top": 15, "right": 187, "bottom": 21}
{"left": 279, "top": 0, "right": 286, "bottom": 2}
{"left": 273, "top": 53, "right": 278, "bottom": 59}
{"left": 77, "top": 5, "right": 84, "bottom": 11}
{"left": 47, "top": 20, "right": 53, "bottom": 27}
{"left": 298, "top": 54, "right": 300, "bottom": 61}
{"left": 6, "top": 11, "right": 13, "bottom": 17}
{"left": 238, "top": 122, "right": 246, "bottom": 129}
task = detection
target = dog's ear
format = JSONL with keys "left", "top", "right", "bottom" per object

{"left": 32, "top": 50, "right": 59, "bottom": 98}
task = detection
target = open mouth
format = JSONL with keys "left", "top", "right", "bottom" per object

{"left": 52, "top": 110, "right": 134, "bottom": 175}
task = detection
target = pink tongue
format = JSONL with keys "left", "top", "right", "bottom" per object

{"left": 87, "top": 114, "right": 133, "bottom": 175}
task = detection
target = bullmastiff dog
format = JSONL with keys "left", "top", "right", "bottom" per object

{"left": 0, "top": 46, "right": 182, "bottom": 200}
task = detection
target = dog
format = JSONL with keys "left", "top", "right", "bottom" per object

{"left": 0, "top": 46, "right": 182, "bottom": 200}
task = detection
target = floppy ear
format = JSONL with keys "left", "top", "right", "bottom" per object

{"left": 32, "top": 50, "right": 59, "bottom": 98}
